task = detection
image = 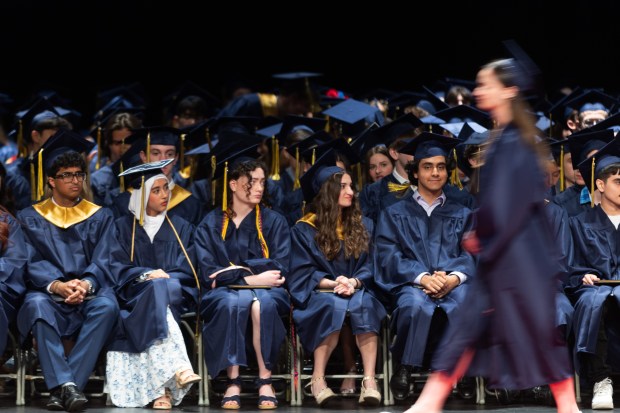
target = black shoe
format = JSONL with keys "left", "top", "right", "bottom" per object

{"left": 61, "top": 384, "right": 88, "bottom": 412}
{"left": 390, "top": 364, "right": 412, "bottom": 401}
{"left": 46, "top": 388, "right": 64, "bottom": 411}
{"left": 457, "top": 376, "right": 476, "bottom": 399}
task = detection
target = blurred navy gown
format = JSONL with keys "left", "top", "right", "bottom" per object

{"left": 195, "top": 207, "right": 290, "bottom": 377}
{"left": 431, "top": 125, "right": 573, "bottom": 389}
{"left": 107, "top": 214, "right": 198, "bottom": 353}
{"left": 287, "top": 215, "right": 386, "bottom": 353}
{"left": 0, "top": 213, "right": 30, "bottom": 355}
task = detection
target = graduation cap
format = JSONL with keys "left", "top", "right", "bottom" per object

{"left": 31, "top": 128, "right": 95, "bottom": 201}
{"left": 373, "top": 114, "right": 423, "bottom": 147}
{"left": 548, "top": 87, "right": 582, "bottom": 126}
{"left": 565, "top": 89, "right": 617, "bottom": 115}
{"left": 399, "top": 132, "right": 460, "bottom": 160}
{"left": 299, "top": 151, "right": 345, "bottom": 203}
{"left": 301, "top": 137, "right": 360, "bottom": 167}
{"left": 110, "top": 134, "right": 147, "bottom": 192}
{"left": 277, "top": 115, "right": 327, "bottom": 146}
{"left": 567, "top": 129, "right": 615, "bottom": 168}
{"left": 433, "top": 105, "right": 491, "bottom": 128}
{"left": 96, "top": 83, "right": 146, "bottom": 112}
{"left": 501, "top": 39, "right": 543, "bottom": 98}
{"left": 577, "top": 138, "right": 620, "bottom": 203}
{"left": 439, "top": 121, "right": 487, "bottom": 139}
{"left": 388, "top": 91, "right": 438, "bottom": 118}
{"left": 422, "top": 86, "right": 450, "bottom": 113}
{"left": 323, "top": 98, "right": 383, "bottom": 137}
{"left": 272, "top": 72, "right": 322, "bottom": 112}
{"left": 118, "top": 158, "right": 174, "bottom": 226}
{"left": 12, "top": 98, "right": 65, "bottom": 156}
{"left": 581, "top": 111, "right": 620, "bottom": 134}
{"left": 163, "top": 81, "right": 220, "bottom": 119}
{"left": 455, "top": 130, "right": 490, "bottom": 180}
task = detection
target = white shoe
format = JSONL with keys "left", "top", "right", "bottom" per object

{"left": 592, "top": 377, "right": 614, "bottom": 410}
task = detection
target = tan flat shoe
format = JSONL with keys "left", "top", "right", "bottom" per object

{"left": 306, "top": 376, "right": 336, "bottom": 407}
{"left": 153, "top": 388, "right": 172, "bottom": 410}
{"left": 175, "top": 369, "right": 202, "bottom": 388}
{"left": 359, "top": 376, "right": 381, "bottom": 406}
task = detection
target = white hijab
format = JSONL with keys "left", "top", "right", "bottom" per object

{"left": 128, "top": 174, "right": 169, "bottom": 243}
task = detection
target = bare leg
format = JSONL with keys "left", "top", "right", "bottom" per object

{"left": 340, "top": 324, "right": 357, "bottom": 393}
{"left": 356, "top": 332, "right": 378, "bottom": 391}
{"left": 404, "top": 348, "right": 475, "bottom": 413}
{"left": 311, "top": 331, "right": 339, "bottom": 398}
{"left": 251, "top": 301, "right": 276, "bottom": 408}
{"left": 549, "top": 377, "right": 581, "bottom": 413}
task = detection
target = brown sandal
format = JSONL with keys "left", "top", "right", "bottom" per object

{"left": 153, "top": 388, "right": 172, "bottom": 410}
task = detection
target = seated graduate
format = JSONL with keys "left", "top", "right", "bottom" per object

{"left": 194, "top": 144, "right": 290, "bottom": 410}
{"left": 287, "top": 151, "right": 386, "bottom": 407}
{"left": 16, "top": 129, "right": 119, "bottom": 412}
{"left": 374, "top": 133, "right": 476, "bottom": 400}
{"left": 104, "top": 160, "right": 201, "bottom": 409}
{"left": 89, "top": 111, "right": 143, "bottom": 207}
{"left": 0, "top": 206, "right": 30, "bottom": 358}
{"left": 566, "top": 139, "right": 620, "bottom": 410}
{"left": 554, "top": 129, "right": 614, "bottom": 217}
{"left": 111, "top": 126, "right": 204, "bottom": 225}
{"left": 358, "top": 114, "right": 423, "bottom": 222}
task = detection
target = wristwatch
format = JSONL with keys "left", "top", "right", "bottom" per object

{"left": 83, "top": 279, "right": 94, "bottom": 295}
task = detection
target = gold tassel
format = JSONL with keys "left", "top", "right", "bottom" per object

{"left": 591, "top": 157, "right": 596, "bottom": 208}
{"left": 17, "top": 120, "right": 25, "bottom": 158}
{"left": 387, "top": 181, "right": 410, "bottom": 192}
{"left": 119, "top": 161, "right": 125, "bottom": 193}
{"left": 451, "top": 148, "right": 463, "bottom": 189}
{"left": 222, "top": 161, "right": 228, "bottom": 212}
{"left": 255, "top": 205, "right": 270, "bottom": 258}
{"left": 139, "top": 175, "right": 145, "bottom": 226}
{"left": 130, "top": 217, "right": 136, "bottom": 262}
{"left": 311, "top": 148, "right": 316, "bottom": 166}
{"left": 301, "top": 200, "right": 306, "bottom": 216}
{"left": 559, "top": 146, "right": 565, "bottom": 192}
{"left": 324, "top": 116, "right": 330, "bottom": 133}
{"left": 180, "top": 133, "right": 186, "bottom": 171}
{"left": 146, "top": 131, "right": 151, "bottom": 163}
{"left": 206, "top": 127, "right": 212, "bottom": 150}
{"left": 30, "top": 163, "right": 36, "bottom": 201}
{"left": 95, "top": 126, "right": 102, "bottom": 170}
{"left": 37, "top": 149, "right": 44, "bottom": 201}
{"left": 166, "top": 215, "right": 199, "bottom": 291}
{"left": 270, "top": 138, "right": 281, "bottom": 180}
{"left": 211, "top": 155, "right": 216, "bottom": 206}
{"left": 293, "top": 147, "right": 301, "bottom": 190}
{"left": 356, "top": 163, "right": 363, "bottom": 190}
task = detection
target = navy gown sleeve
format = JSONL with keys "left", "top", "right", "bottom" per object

{"left": 0, "top": 214, "right": 30, "bottom": 302}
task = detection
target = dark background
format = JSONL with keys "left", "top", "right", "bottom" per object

{"left": 1, "top": 0, "right": 619, "bottom": 128}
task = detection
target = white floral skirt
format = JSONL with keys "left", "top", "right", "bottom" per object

{"left": 105, "top": 308, "right": 195, "bottom": 407}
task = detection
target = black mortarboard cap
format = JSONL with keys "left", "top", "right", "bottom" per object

{"left": 299, "top": 151, "right": 345, "bottom": 203}
{"left": 433, "top": 105, "right": 491, "bottom": 128}
{"left": 37, "top": 129, "right": 95, "bottom": 173}
{"left": 163, "top": 80, "right": 220, "bottom": 117}
{"left": 348, "top": 123, "right": 380, "bottom": 158}
{"left": 285, "top": 130, "right": 331, "bottom": 159}
{"left": 211, "top": 141, "right": 262, "bottom": 180}
{"left": 277, "top": 115, "right": 327, "bottom": 146}
{"left": 399, "top": 132, "right": 459, "bottom": 160}
{"left": 118, "top": 158, "right": 173, "bottom": 189}
{"left": 302, "top": 137, "right": 360, "bottom": 166}
{"left": 96, "top": 83, "right": 146, "bottom": 111}
{"left": 565, "top": 89, "right": 617, "bottom": 115}
{"left": 323, "top": 99, "right": 380, "bottom": 125}
{"left": 567, "top": 129, "right": 615, "bottom": 168}
{"left": 422, "top": 86, "right": 450, "bottom": 113}
{"left": 439, "top": 121, "right": 487, "bottom": 140}
{"left": 501, "top": 39, "right": 543, "bottom": 98}
{"left": 388, "top": 91, "right": 437, "bottom": 117}
{"left": 461, "top": 130, "right": 491, "bottom": 146}
{"left": 130, "top": 126, "right": 182, "bottom": 148}
{"left": 548, "top": 87, "right": 582, "bottom": 124}
{"left": 363, "top": 113, "right": 422, "bottom": 152}
{"left": 577, "top": 137, "right": 620, "bottom": 197}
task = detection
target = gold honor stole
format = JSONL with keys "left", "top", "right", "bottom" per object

{"left": 33, "top": 199, "right": 101, "bottom": 228}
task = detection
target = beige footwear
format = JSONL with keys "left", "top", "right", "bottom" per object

{"left": 306, "top": 376, "right": 336, "bottom": 407}
{"left": 359, "top": 376, "right": 381, "bottom": 406}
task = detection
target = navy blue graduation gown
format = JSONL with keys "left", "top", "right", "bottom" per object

{"left": 0, "top": 213, "right": 30, "bottom": 355}
{"left": 16, "top": 201, "right": 117, "bottom": 340}
{"left": 5, "top": 162, "right": 32, "bottom": 211}
{"left": 545, "top": 201, "right": 574, "bottom": 334}
{"left": 553, "top": 184, "right": 590, "bottom": 218}
{"left": 195, "top": 207, "right": 290, "bottom": 377}
{"left": 431, "top": 125, "right": 572, "bottom": 389}
{"left": 90, "top": 164, "right": 120, "bottom": 208}
{"left": 375, "top": 195, "right": 475, "bottom": 366}
{"left": 359, "top": 174, "right": 407, "bottom": 223}
{"left": 188, "top": 178, "right": 212, "bottom": 210}
{"left": 107, "top": 214, "right": 199, "bottom": 353}
{"left": 287, "top": 217, "right": 386, "bottom": 352}
{"left": 566, "top": 205, "right": 620, "bottom": 369}
{"left": 443, "top": 183, "right": 476, "bottom": 209}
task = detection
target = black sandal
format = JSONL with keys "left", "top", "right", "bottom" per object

{"left": 221, "top": 376, "right": 242, "bottom": 410}
{"left": 256, "top": 377, "right": 278, "bottom": 410}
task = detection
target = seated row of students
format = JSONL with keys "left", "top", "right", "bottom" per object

{"left": 4, "top": 124, "right": 620, "bottom": 412}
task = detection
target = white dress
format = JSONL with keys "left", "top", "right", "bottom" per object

{"left": 105, "top": 308, "right": 195, "bottom": 407}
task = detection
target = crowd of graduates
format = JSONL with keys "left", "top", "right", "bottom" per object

{"left": 0, "top": 59, "right": 619, "bottom": 413}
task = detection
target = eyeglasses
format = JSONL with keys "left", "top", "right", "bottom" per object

{"left": 54, "top": 172, "right": 87, "bottom": 183}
